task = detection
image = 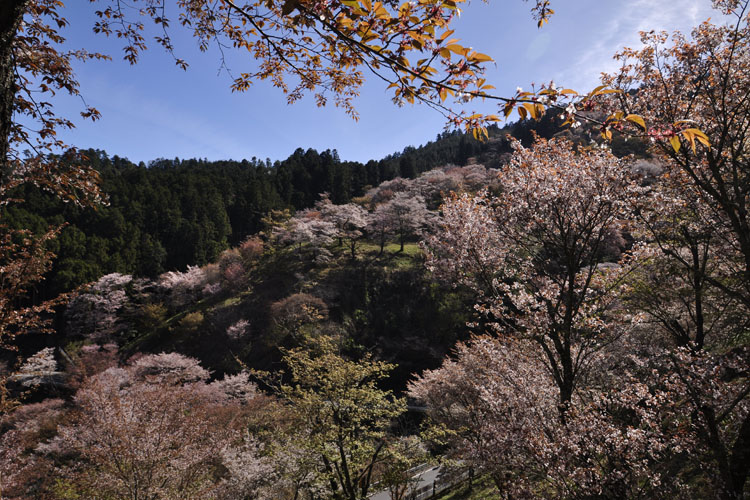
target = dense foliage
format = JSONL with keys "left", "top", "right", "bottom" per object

{"left": 1, "top": 118, "right": 575, "bottom": 298}
{"left": 3, "top": 1, "right": 750, "bottom": 499}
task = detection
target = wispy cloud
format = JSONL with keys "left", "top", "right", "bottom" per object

{"left": 556, "top": 0, "right": 720, "bottom": 89}
{"left": 61, "top": 69, "right": 253, "bottom": 162}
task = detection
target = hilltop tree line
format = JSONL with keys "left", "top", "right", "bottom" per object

{"left": 1, "top": 120, "right": 549, "bottom": 298}
{"left": 4, "top": 110, "right": 648, "bottom": 301}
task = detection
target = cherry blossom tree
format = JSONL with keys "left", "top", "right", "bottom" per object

{"left": 216, "top": 432, "right": 276, "bottom": 500}
{"left": 65, "top": 273, "right": 133, "bottom": 341}
{"left": 0, "top": 398, "right": 67, "bottom": 499}
{"left": 218, "top": 248, "right": 248, "bottom": 291}
{"left": 409, "top": 336, "right": 555, "bottom": 496}
{"left": 0, "top": 0, "right": 106, "bottom": 354}
{"left": 444, "top": 164, "right": 497, "bottom": 192}
{"left": 0, "top": 226, "right": 66, "bottom": 349}
{"left": 316, "top": 196, "right": 370, "bottom": 260}
{"left": 367, "top": 202, "right": 396, "bottom": 255}
{"left": 226, "top": 318, "right": 251, "bottom": 341}
{"left": 18, "top": 347, "right": 56, "bottom": 373}
{"left": 410, "top": 335, "right": 685, "bottom": 499}
{"left": 158, "top": 265, "right": 210, "bottom": 309}
{"left": 44, "top": 353, "right": 268, "bottom": 500}
{"left": 602, "top": 1, "right": 750, "bottom": 309}
{"left": 626, "top": 172, "right": 749, "bottom": 351}
{"left": 615, "top": 173, "right": 750, "bottom": 499}
{"left": 380, "top": 192, "right": 432, "bottom": 252}
{"left": 366, "top": 178, "right": 414, "bottom": 205}
{"left": 598, "top": 8, "right": 750, "bottom": 494}
{"left": 276, "top": 209, "right": 338, "bottom": 263}
{"left": 270, "top": 293, "right": 329, "bottom": 339}
{"left": 411, "top": 169, "right": 459, "bottom": 208}
{"left": 425, "top": 137, "right": 635, "bottom": 408}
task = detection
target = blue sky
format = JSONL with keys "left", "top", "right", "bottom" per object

{"left": 50, "top": 0, "right": 722, "bottom": 164}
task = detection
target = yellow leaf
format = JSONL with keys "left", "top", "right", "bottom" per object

{"left": 479, "top": 126, "right": 488, "bottom": 141}
{"left": 585, "top": 85, "right": 621, "bottom": 100}
{"left": 669, "top": 135, "right": 681, "bottom": 153}
{"left": 471, "top": 52, "right": 493, "bottom": 63}
{"left": 446, "top": 44, "right": 466, "bottom": 56}
{"left": 361, "top": 0, "right": 372, "bottom": 12}
{"left": 682, "top": 129, "right": 698, "bottom": 153}
{"left": 684, "top": 128, "right": 710, "bottom": 149}
{"left": 625, "top": 114, "right": 646, "bottom": 130}
{"left": 375, "top": 5, "right": 390, "bottom": 19}
{"left": 587, "top": 85, "right": 607, "bottom": 99}
{"left": 521, "top": 102, "right": 540, "bottom": 120}
{"left": 439, "top": 29, "right": 455, "bottom": 42}
{"left": 535, "top": 103, "right": 545, "bottom": 119}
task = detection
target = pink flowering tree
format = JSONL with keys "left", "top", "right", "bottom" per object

{"left": 0, "top": 398, "right": 67, "bottom": 499}
{"left": 425, "top": 138, "right": 635, "bottom": 408}
{"left": 625, "top": 171, "right": 749, "bottom": 351}
{"left": 380, "top": 192, "right": 432, "bottom": 252}
{"left": 366, "top": 177, "right": 413, "bottom": 205}
{"left": 367, "top": 202, "right": 396, "bottom": 255}
{"left": 270, "top": 293, "right": 329, "bottom": 339}
{"left": 158, "top": 265, "right": 209, "bottom": 309}
{"left": 619, "top": 157, "right": 750, "bottom": 498}
{"left": 65, "top": 273, "right": 133, "bottom": 341}
{"left": 409, "top": 336, "right": 686, "bottom": 498}
{"left": 316, "top": 196, "right": 370, "bottom": 260}
{"left": 276, "top": 209, "right": 338, "bottom": 263}
{"left": 42, "top": 353, "right": 269, "bottom": 499}
{"left": 411, "top": 168, "right": 459, "bottom": 208}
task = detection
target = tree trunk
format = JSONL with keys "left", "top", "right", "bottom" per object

{"left": 0, "top": 0, "right": 27, "bottom": 169}
{"left": 729, "top": 412, "right": 750, "bottom": 499}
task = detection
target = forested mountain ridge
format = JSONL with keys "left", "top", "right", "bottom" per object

{"left": 3, "top": 112, "right": 648, "bottom": 300}
{"left": 4, "top": 133, "right": 476, "bottom": 297}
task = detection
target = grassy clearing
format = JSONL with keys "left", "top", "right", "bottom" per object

{"left": 437, "top": 475, "right": 499, "bottom": 500}
{"left": 356, "top": 242, "right": 423, "bottom": 271}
